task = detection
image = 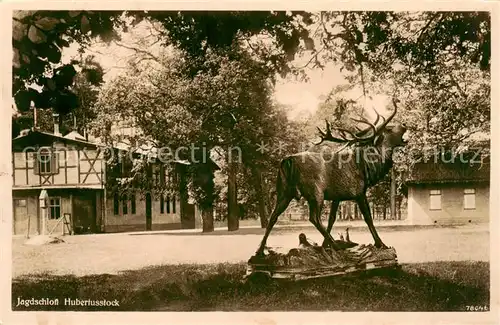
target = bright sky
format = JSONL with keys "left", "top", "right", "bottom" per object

{"left": 59, "top": 20, "right": 391, "bottom": 121}
{"left": 274, "top": 66, "right": 341, "bottom": 119}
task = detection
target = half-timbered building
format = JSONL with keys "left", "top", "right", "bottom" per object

{"left": 12, "top": 129, "right": 105, "bottom": 235}
{"left": 11, "top": 124, "right": 196, "bottom": 236}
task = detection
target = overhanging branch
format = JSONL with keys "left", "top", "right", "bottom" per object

{"left": 112, "top": 40, "right": 160, "bottom": 63}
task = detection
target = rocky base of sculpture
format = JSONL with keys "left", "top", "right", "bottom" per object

{"left": 246, "top": 234, "right": 398, "bottom": 281}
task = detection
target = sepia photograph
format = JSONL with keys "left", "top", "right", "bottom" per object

{"left": 2, "top": 3, "right": 498, "bottom": 323}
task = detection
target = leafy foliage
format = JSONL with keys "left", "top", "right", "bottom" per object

{"left": 13, "top": 10, "right": 123, "bottom": 114}
{"left": 13, "top": 10, "right": 490, "bottom": 118}
{"left": 307, "top": 11, "right": 490, "bottom": 181}
{"left": 91, "top": 45, "right": 305, "bottom": 216}
{"left": 128, "top": 11, "right": 314, "bottom": 78}
{"left": 12, "top": 54, "right": 105, "bottom": 138}
{"left": 312, "top": 12, "right": 490, "bottom": 81}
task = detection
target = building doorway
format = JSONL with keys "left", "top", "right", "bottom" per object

{"left": 13, "top": 198, "right": 28, "bottom": 235}
{"left": 73, "top": 191, "right": 97, "bottom": 234}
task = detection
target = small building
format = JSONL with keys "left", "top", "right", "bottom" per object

{"left": 406, "top": 152, "right": 490, "bottom": 225}
{"left": 11, "top": 127, "right": 197, "bottom": 236}
{"left": 12, "top": 129, "right": 107, "bottom": 235}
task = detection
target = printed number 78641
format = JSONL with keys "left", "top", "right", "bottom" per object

{"left": 466, "top": 305, "right": 489, "bottom": 311}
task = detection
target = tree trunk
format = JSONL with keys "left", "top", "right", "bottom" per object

{"left": 179, "top": 173, "right": 188, "bottom": 224}
{"left": 176, "top": 164, "right": 192, "bottom": 229}
{"left": 390, "top": 169, "right": 397, "bottom": 220}
{"left": 397, "top": 196, "right": 402, "bottom": 220}
{"left": 227, "top": 160, "right": 239, "bottom": 231}
{"left": 202, "top": 207, "right": 214, "bottom": 232}
{"left": 252, "top": 167, "right": 268, "bottom": 228}
{"left": 190, "top": 151, "right": 217, "bottom": 233}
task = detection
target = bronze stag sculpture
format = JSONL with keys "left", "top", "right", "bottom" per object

{"left": 256, "top": 99, "right": 407, "bottom": 256}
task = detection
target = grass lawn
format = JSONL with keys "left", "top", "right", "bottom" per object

{"left": 12, "top": 261, "right": 489, "bottom": 311}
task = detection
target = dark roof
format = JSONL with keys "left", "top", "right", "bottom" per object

{"left": 12, "top": 130, "right": 99, "bottom": 151}
{"left": 407, "top": 156, "right": 490, "bottom": 185}
{"left": 12, "top": 130, "right": 221, "bottom": 170}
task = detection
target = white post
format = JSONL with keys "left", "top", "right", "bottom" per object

{"left": 33, "top": 107, "right": 37, "bottom": 129}
{"left": 41, "top": 206, "right": 47, "bottom": 236}
{"left": 39, "top": 189, "right": 49, "bottom": 236}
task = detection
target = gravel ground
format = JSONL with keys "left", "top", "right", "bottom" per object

{"left": 12, "top": 223, "right": 489, "bottom": 278}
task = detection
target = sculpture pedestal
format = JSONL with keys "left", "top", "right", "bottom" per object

{"left": 246, "top": 234, "right": 398, "bottom": 281}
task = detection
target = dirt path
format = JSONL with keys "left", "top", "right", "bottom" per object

{"left": 12, "top": 224, "right": 489, "bottom": 277}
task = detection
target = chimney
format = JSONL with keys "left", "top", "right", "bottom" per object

{"left": 53, "top": 113, "right": 61, "bottom": 136}
{"left": 31, "top": 102, "right": 37, "bottom": 130}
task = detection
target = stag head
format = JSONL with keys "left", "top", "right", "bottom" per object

{"left": 317, "top": 98, "right": 407, "bottom": 149}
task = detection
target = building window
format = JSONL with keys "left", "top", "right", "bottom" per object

{"left": 464, "top": 188, "right": 476, "bottom": 210}
{"left": 168, "top": 172, "right": 174, "bottom": 186}
{"left": 113, "top": 193, "right": 119, "bottom": 215}
{"left": 15, "top": 199, "right": 27, "bottom": 207}
{"left": 49, "top": 197, "right": 61, "bottom": 219}
{"left": 131, "top": 194, "right": 136, "bottom": 214}
{"left": 429, "top": 189, "right": 442, "bottom": 210}
{"left": 172, "top": 196, "right": 176, "bottom": 214}
{"left": 160, "top": 195, "right": 164, "bottom": 214}
{"left": 160, "top": 165, "right": 166, "bottom": 186}
{"left": 39, "top": 152, "right": 51, "bottom": 174}
{"left": 34, "top": 149, "right": 59, "bottom": 175}
{"left": 122, "top": 156, "right": 133, "bottom": 177}
{"left": 154, "top": 166, "right": 160, "bottom": 184}
{"left": 122, "top": 194, "right": 128, "bottom": 215}
{"left": 155, "top": 165, "right": 165, "bottom": 186}
{"left": 166, "top": 195, "right": 171, "bottom": 214}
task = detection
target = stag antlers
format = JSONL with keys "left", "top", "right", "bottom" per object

{"left": 316, "top": 98, "right": 398, "bottom": 146}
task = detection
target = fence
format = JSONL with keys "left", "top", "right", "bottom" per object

{"left": 207, "top": 198, "right": 408, "bottom": 222}
{"left": 286, "top": 199, "right": 408, "bottom": 222}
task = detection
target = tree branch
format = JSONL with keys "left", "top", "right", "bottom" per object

{"left": 448, "top": 73, "right": 468, "bottom": 99}
{"left": 416, "top": 12, "right": 441, "bottom": 42}
{"left": 112, "top": 40, "right": 160, "bottom": 63}
{"left": 296, "top": 45, "right": 326, "bottom": 70}
{"left": 359, "top": 64, "right": 367, "bottom": 97}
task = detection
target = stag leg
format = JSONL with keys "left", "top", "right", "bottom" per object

{"left": 255, "top": 196, "right": 293, "bottom": 256}
{"left": 322, "top": 200, "right": 340, "bottom": 247}
{"left": 308, "top": 199, "right": 341, "bottom": 250}
{"left": 356, "top": 196, "right": 388, "bottom": 248}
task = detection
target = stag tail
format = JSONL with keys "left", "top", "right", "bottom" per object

{"left": 277, "top": 158, "right": 301, "bottom": 201}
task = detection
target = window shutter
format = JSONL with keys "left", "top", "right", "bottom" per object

{"left": 55, "top": 152, "right": 60, "bottom": 172}
{"left": 33, "top": 152, "right": 39, "bottom": 175}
